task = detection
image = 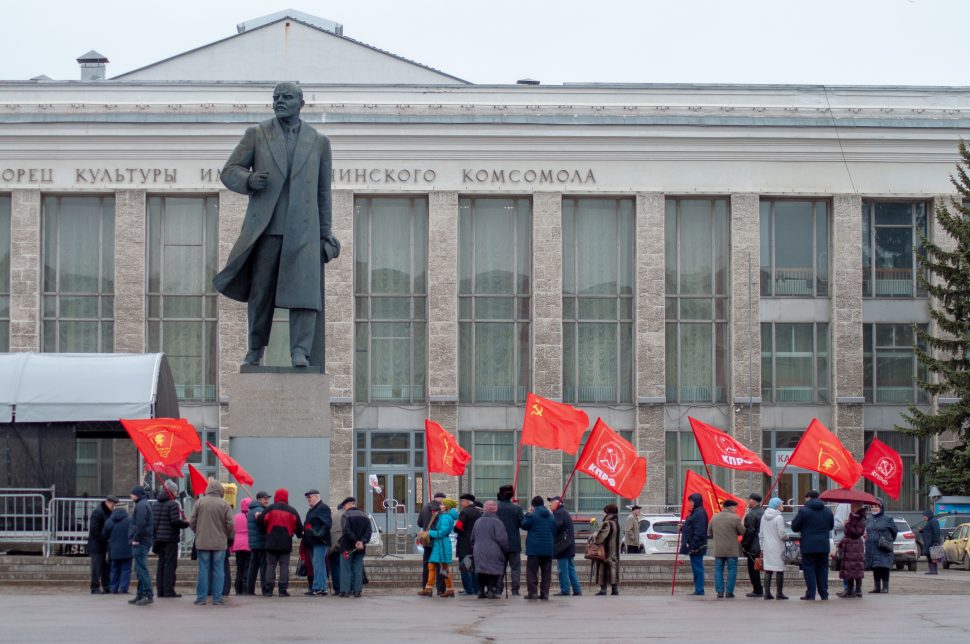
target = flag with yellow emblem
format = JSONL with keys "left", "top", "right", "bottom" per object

{"left": 520, "top": 392, "right": 590, "bottom": 455}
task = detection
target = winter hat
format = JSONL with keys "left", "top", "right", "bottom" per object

{"left": 105, "top": 495, "right": 119, "bottom": 504}
{"left": 130, "top": 485, "right": 146, "bottom": 499}
{"left": 722, "top": 499, "right": 739, "bottom": 508}
{"left": 164, "top": 479, "right": 179, "bottom": 497}
{"left": 922, "top": 509, "right": 934, "bottom": 519}
{"left": 748, "top": 493, "right": 762, "bottom": 503}
{"left": 805, "top": 490, "right": 820, "bottom": 499}
{"left": 459, "top": 493, "right": 476, "bottom": 502}
{"left": 497, "top": 485, "right": 515, "bottom": 502}
{"left": 240, "top": 497, "right": 252, "bottom": 513}
{"left": 274, "top": 488, "right": 289, "bottom": 504}
{"left": 768, "top": 498, "right": 783, "bottom": 510}
{"left": 442, "top": 498, "right": 458, "bottom": 510}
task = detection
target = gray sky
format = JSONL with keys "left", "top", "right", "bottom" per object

{"left": 2, "top": 0, "right": 968, "bottom": 85}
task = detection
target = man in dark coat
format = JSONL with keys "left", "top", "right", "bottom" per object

{"left": 919, "top": 509, "right": 942, "bottom": 575}
{"left": 791, "top": 489, "right": 834, "bottom": 600}
{"left": 680, "top": 492, "right": 708, "bottom": 596}
{"left": 257, "top": 488, "right": 303, "bottom": 597}
{"left": 302, "top": 489, "right": 332, "bottom": 596}
{"left": 86, "top": 495, "right": 116, "bottom": 594}
{"left": 521, "top": 496, "right": 556, "bottom": 600}
{"left": 417, "top": 492, "right": 447, "bottom": 592}
{"left": 127, "top": 486, "right": 155, "bottom": 606}
{"left": 454, "top": 493, "right": 482, "bottom": 596}
{"left": 214, "top": 81, "right": 335, "bottom": 368}
{"left": 550, "top": 496, "right": 581, "bottom": 596}
{"left": 245, "top": 491, "right": 270, "bottom": 595}
{"left": 496, "top": 485, "right": 524, "bottom": 595}
{"left": 742, "top": 492, "right": 765, "bottom": 597}
{"left": 338, "top": 497, "right": 373, "bottom": 597}
{"left": 152, "top": 480, "right": 189, "bottom": 598}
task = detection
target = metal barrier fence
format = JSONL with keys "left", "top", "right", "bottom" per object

{"left": 46, "top": 497, "right": 159, "bottom": 556}
{"left": 0, "top": 488, "right": 54, "bottom": 556}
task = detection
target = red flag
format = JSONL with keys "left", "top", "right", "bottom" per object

{"left": 521, "top": 392, "right": 589, "bottom": 455}
{"left": 575, "top": 418, "right": 646, "bottom": 500}
{"left": 689, "top": 416, "right": 772, "bottom": 476}
{"left": 788, "top": 419, "right": 863, "bottom": 489}
{"left": 680, "top": 469, "right": 745, "bottom": 521}
{"left": 187, "top": 463, "right": 209, "bottom": 498}
{"left": 121, "top": 418, "right": 201, "bottom": 476}
{"left": 425, "top": 419, "right": 471, "bottom": 476}
{"left": 205, "top": 441, "right": 255, "bottom": 487}
{"left": 861, "top": 438, "right": 904, "bottom": 500}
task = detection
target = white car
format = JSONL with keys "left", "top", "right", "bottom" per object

{"left": 635, "top": 515, "right": 682, "bottom": 555}
{"left": 893, "top": 517, "right": 917, "bottom": 571}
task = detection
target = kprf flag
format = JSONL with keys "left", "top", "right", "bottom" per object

{"left": 187, "top": 463, "right": 209, "bottom": 498}
{"left": 788, "top": 418, "right": 863, "bottom": 489}
{"left": 521, "top": 392, "right": 589, "bottom": 455}
{"left": 575, "top": 418, "right": 646, "bottom": 500}
{"left": 680, "top": 469, "right": 745, "bottom": 521}
{"left": 205, "top": 441, "right": 255, "bottom": 487}
{"left": 425, "top": 419, "right": 471, "bottom": 476}
{"left": 689, "top": 416, "right": 772, "bottom": 476}
{"left": 121, "top": 418, "right": 201, "bottom": 477}
{"left": 861, "top": 438, "right": 904, "bottom": 500}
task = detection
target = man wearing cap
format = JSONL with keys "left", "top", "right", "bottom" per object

{"left": 708, "top": 499, "right": 744, "bottom": 598}
{"left": 303, "top": 489, "right": 332, "bottom": 596}
{"left": 623, "top": 505, "right": 642, "bottom": 554}
{"left": 245, "top": 491, "right": 271, "bottom": 595}
{"left": 153, "top": 480, "right": 189, "bottom": 598}
{"left": 549, "top": 496, "right": 581, "bottom": 596}
{"left": 86, "top": 494, "right": 116, "bottom": 594}
{"left": 338, "top": 497, "right": 372, "bottom": 597}
{"left": 741, "top": 493, "right": 765, "bottom": 597}
{"left": 128, "top": 486, "right": 155, "bottom": 606}
{"left": 791, "top": 490, "right": 834, "bottom": 600}
{"left": 417, "top": 492, "right": 447, "bottom": 593}
{"left": 496, "top": 484, "right": 524, "bottom": 595}
{"left": 455, "top": 494, "right": 482, "bottom": 596}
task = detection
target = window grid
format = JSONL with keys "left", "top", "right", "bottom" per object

{"left": 354, "top": 197, "right": 428, "bottom": 404}
{"left": 458, "top": 430, "right": 531, "bottom": 509}
{"left": 146, "top": 196, "right": 219, "bottom": 403}
{"left": 760, "top": 199, "right": 829, "bottom": 297}
{"left": 665, "top": 431, "right": 731, "bottom": 507}
{"left": 863, "top": 323, "right": 929, "bottom": 404}
{"left": 562, "top": 197, "right": 635, "bottom": 404}
{"left": 761, "top": 322, "right": 829, "bottom": 404}
{"left": 862, "top": 200, "right": 928, "bottom": 298}
{"left": 41, "top": 195, "right": 115, "bottom": 352}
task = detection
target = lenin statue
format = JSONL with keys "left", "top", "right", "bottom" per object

{"left": 214, "top": 82, "right": 338, "bottom": 368}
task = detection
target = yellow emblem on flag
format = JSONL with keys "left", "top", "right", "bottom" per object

{"left": 530, "top": 403, "right": 544, "bottom": 417}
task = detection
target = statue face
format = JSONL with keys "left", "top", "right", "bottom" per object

{"left": 273, "top": 84, "right": 304, "bottom": 120}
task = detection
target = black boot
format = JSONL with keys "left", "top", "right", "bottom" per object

{"left": 610, "top": 584, "right": 618, "bottom": 596}
{"left": 595, "top": 586, "right": 607, "bottom": 596}
{"left": 763, "top": 572, "right": 774, "bottom": 600}
{"left": 775, "top": 572, "right": 788, "bottom": 600}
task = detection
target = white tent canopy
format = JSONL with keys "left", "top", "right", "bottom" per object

{"left": 0, "top": 353, "right": 178, "bottom": 423}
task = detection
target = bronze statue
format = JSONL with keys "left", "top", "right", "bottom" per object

{"left": 214, "top": 82, "right": 338, "bottom": 368}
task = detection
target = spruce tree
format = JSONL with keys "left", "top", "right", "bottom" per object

{"left": 900, "top": 141, "right": 970, "bottom": 495}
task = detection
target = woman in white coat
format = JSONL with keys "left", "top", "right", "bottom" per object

{"left": 759, "top": 497, "right": 789, "bottom": 600}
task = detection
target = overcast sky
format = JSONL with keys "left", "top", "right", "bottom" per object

{"left": 2, "top": 0, "right": 968, "bottom": 85}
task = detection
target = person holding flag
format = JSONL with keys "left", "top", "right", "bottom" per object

{"left": 680, "top": 493, "right": 708, "bottom": 596}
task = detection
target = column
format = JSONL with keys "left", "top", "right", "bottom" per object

{"left": 635, "top": 192, "right": 666, "bottom": 507}
{"left": 113, "top": 190, "right": 146, "bottom": 353}
{"left": 531, "top": 192, "right": 563, "bottom": 498}
{"left": 831, "top": 195, "right": 865, "bottom": 462}
{"left": 730, "top": 194, "right": 762, "bottom": 494}
{"left": 9, "top": 189, "right": 40, "bottom": 352}
{"left": 327, "top": 189, "right": 355, "bottom": 504}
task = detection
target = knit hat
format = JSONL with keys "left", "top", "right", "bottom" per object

{"left": 459, "top": 493, "right": 476, "bottom": 502}
{"left": 748, "top": 493, "right": 762, "bottom": 503}
{"left": 442, "top": 498, "right": 458, "bottom": 510}
{"left": 768, "top": 498, "right": 783, "bottom": 510}
{"left": 922, "top": 509, "right": 934, "bottom": 519}
{"left": 164, "top": 479, "right": 179, "bottom": 497}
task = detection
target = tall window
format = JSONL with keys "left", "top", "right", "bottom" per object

{"left": 146, "top": 196, "right": 219, "bottom": 403}
{"left": 563, "top": 429, "right": 636, "bottom": 512}
{"left": 665, "top": 431, "right": 730, "bottom": 506}
{"left": 761, "top": 323, "right": 829, "bottom": 403}
{"left": 459, "top": 198, "right": 531, "bottom": 403}
{"left": 562, "top": 198, "right": 634, "bottom": 404}
{"left": 863, "top": 430, "right": 928, "bottom": 512}
{"left": 665, "top": 198, "right": 729, "bottom": 403}
{"left": 863, "top": 323, "right": 928, "bottom": 404}
{"left": 0, "top": 195, "right": 9, "bottom": 351}
{"left": 760, "top": 200, "right": 828, "bottom": 297}
{"left": 42, "top": 196, "right": 114, "bottom": 352}
{"left": 354, "top": 197, "right": 428, "bottom": 403}
{"left": 459, "top": 431, "right": 531, "bottom": 506}
{"left": 862, "top": 201, "right": 928, "bottom": 297}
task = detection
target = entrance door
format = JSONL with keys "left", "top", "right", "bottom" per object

{"left": 362, "top": 471, "right": 417, "bottom": 552}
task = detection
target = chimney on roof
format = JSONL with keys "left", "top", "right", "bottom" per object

{"left": 77, "top": 50, "right": 109, "bottom": 81}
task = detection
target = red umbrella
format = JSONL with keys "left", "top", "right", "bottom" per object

{"left": 819, "top": 488, "right": 880, "bottom": 505}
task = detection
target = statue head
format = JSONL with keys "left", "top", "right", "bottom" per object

{"left": 272, "top": 82, "right": 304, "bottom": 122}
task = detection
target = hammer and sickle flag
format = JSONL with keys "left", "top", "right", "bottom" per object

{"left": 787, "top": 418, "right": 863, "bottom": 489}
{"left": 521, "top": 392, "right": 590, "bottom": 455}
{"left": 425, "top": 419, "right": 471, "bottom": 476}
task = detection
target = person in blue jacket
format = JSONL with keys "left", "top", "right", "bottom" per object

{"left": 420, "top": 499, "right": 458, "bottom": 597}
{"left": 791, "top": 489, "right": 835, "bottom": 600}
{"left": 102, "top": 505, "right": 132, "bottom": 594}
{"left": 127, "top": 486, "right": 154, "bottom": 606}
{"left": 680, "top": 492, "right": 709, "bottom": 596}
{"left": 521, "top": 495, "right": 556, "bottom": 600}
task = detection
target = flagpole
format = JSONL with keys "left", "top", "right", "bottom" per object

{"left": 559, "top": 460, "right": 580, "bottom": 501}
{"left": 512, "top": 425, "right": 525, "bottom": 503}
{"left": 671, "top": 525, "right": 683, "bottom": 595}
{"left": 425, "top": 429, "right": 433, "bottom": 503}
{"left": 704, "top": 464, "right": 721, "bottom": 509}
{"left": 764, "top": 460, "right": 790, "bottom": 502}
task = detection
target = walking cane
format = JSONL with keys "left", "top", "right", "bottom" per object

{"left": 505, "top": 568, "right": 509, "bottom": 599}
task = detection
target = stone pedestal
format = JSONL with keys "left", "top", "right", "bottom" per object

{"left": 224, "top": 371, "right": 332, "bottom": 501}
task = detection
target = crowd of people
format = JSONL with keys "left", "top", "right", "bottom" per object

{"left": 86, "top": 482, "right": 942, "bottom": 605}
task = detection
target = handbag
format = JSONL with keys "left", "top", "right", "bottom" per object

{"left": 584, "top": 537, "right": 606, "bottom": 561}
{"left": 929, "top": 544, "right": 944, "bottom": 562}
{"left": 877, "top": 535, "right": 894, "bottom": 553}
{"left": 418, "top": 513, "right": 438, "bottom": 547}
{"left": 554, "top": 530, "right": 572, "bottom": 557}
{"left": 295, "top": 560, "right": 307, "bottom": 577}
{"left": 782, "top": 542, "right": 801, "bottom": 566}
{"left": 753, "top": 555, "right": 764, "bottom": 572}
